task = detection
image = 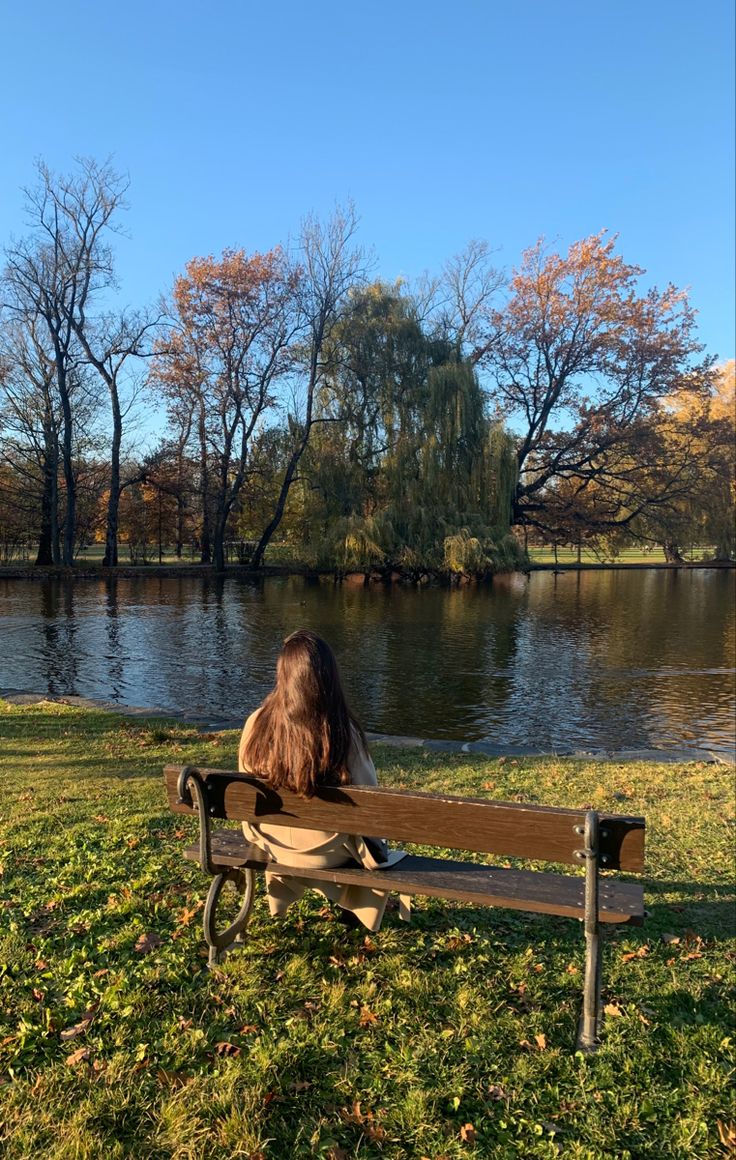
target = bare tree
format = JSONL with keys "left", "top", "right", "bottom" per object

{"left": 3, "top": 158, "right": 129, "bottom": 565}
{"left": 250, "top": 205, "right": 367, "bottom": 569}
{"left": 71, "top": 308, "right": 159, "bottom": 565}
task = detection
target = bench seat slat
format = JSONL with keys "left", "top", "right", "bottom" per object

{"left": 184, "top": 831, "right": 644, "bottom": 925}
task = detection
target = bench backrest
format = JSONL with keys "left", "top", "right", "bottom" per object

{"left": 164, "top": 765, "right": 645, "bottom": 872}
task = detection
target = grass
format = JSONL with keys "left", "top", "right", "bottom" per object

{"left": 0, "top": 700, "right": 733, "bottom": 1159}
{"left": 3, "top": 543, "right": 722, "bottom": 570}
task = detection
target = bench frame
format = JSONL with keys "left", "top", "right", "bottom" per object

{"left": 168, "top": 764, "right": 646, "bottom": 1053}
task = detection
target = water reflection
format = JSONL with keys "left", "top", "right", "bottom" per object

{"left": 0, "top": 571, "right": 733, "bottom": 754}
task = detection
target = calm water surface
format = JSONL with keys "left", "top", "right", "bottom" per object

{"left": 0, "top": 571, "right": 734, "bottom": 754}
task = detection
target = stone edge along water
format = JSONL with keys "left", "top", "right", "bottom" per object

{"left": 1, "top": 689, "right": 733, "bottom": 767}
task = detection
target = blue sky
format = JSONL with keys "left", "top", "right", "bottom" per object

{"left": 1, "top": 0, "right": 734, "bottom": 362}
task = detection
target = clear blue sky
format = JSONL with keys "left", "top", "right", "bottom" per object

{"left": 1, "top": 0, "right": 734, "bottom": 362}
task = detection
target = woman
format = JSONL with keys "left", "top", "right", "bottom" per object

{"left": 238, "top": 629, "right": 405, "bottom": 931}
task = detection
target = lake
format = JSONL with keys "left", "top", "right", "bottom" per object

{"left": 0, "top": 570, "right": 733, "bottom": 755}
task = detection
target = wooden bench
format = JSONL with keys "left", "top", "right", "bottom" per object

{"left": 164, "top": 764, "right": 646, "bottom": 1052}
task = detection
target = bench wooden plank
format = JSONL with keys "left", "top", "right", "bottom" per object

{"left": 165, "top": 766, "right": 645, "bottom": 871}
{"left": 183, "top": 831, "right": 645, "bottom": 925}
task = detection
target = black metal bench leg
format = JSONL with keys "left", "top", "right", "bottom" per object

{"left": 203, "top": 868, "right": 256, "bottom": 967}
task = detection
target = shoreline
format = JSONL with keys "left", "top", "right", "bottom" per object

{"left": 0, "top": 559, "right": 733, "bottom": 581}
{"left": 2, "top": 689, "right": 733, "bottom": 765}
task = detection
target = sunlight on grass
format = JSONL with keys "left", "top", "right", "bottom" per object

{"left": 0, "top": 700, "right": 733, "bottom": 1158}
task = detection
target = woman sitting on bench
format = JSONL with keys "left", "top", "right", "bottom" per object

{"left": 238, "top": 629, "right": 405, "bottom": 931}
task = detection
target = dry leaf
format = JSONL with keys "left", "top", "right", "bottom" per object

{"left": 60, "top": 1003, "right": 99, "bottom": 1041}
{"left": 134, "top": 931, "right": 162, "bottom": 954}
{"left": 359, "top": 1007, "right": 378, "bottom": 1027}
{"left": 239, "top": 1024, "right": 258, "bottom": 1034}
{"left": 290, "top": 1079, "right": 312, "bottom": 1092}
{"left": 621, "top": 946, "right": 649, "bottom": 962}
{"left": 215, "top": 1041, "right": 241, "bottom": 1058}
{"left": 460, "top": 1122, "right": 477, "bottom": 1143}
{"left": 32, "top": 988, "right": 44, "bottom": 1002}
{"left": 535, "top": 1032, "right": 547, "bottom": 1050}
{"left": 65, "top": 1046, "right": 90, "bottom": 1067}
{"left": 566, "top": 963, "right": 579, "bottom": 975}
{"left": 157, "top": 1069, "right": 189, "bottom": 1089}
{"left": 604, "top": 1002, "right": 623, "bottom": 1018}
{"left": 487, "top": 1083, "right": 507, "bottom": 1100}
{"left": 717, "top": 1119, "right": 736, "bottom": 1152}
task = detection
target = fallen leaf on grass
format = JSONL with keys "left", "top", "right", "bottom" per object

{"left": 519, "top": 1036, "right": 547, "bottom": 1051}
{"left": 134, "top": 932, "right": 162, "bottom": 954}
{"left": 447, "top": 933, "right": 473, "bottom": 950}
{"left": 460, "top": 1122, "right": 477, "bottom": 1143}
{"left": 326, "top": 1149, "right": 349, "bottom": 1160}
{"left": 214, "top": 1042, "right": 241, "bottom": 1058}
{"left": 60, "top": 1003, "right": 99, "bottom": 1041}
{"left": 359, "top": 1007, "right": 378, "bottom": 1027}
{"left": 93, "top": 814, "right": 110, "bottom": 824}
{"left": 566, "top": 963, "right": 579, "bottom": 975}
{"left": 31, "top": 988, "right": 44, "bottom": 1002}
{"left": 487, "top": 1084, "right": 507, "bottom": 1100}
{"left": 239, "top": 1024, "right": 258, "bottom": 1034}
{"left": 604, "top": 1002, "right": 623, "bottom": 1018}
{"left": 176, "top": 904, "right": 202, "bottom": 927}
{"left": 621, "top": 946, "right": 649, "bottom": 962}
{"left": 717, "top": 1120, "right": 736, "bottom": 1153}
{"left": 290, "top": 1079, "right": 312, "bottom": 1093}
{"left": 661, "top": 933, "right": 680, "bottom": 945}
{"left": 65, "top": 1047, "right": 90, "bottom": 1067}
{"left": 157, "top": 1069, "right": 190, "bottom": 1089}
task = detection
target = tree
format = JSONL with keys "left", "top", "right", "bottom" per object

{"left": 70, "top": 308, "right": 158, "bottom": 565}
{"left": 482, "top": 232, "right": 713, "bottom": 536}
{"left": 632, "top": 359, "right": 736, "bottom": 560}
{"left": 0, "top": 317, "right": 61, "bottom": 563}
{"left": 250, "top": 206, "right": 367, "bottom": 569}
{"left": 2, "top": 158, "right": 129, "bottom": 565}
{"left": 151, "top": 247, "right": 298, "bottom": 571}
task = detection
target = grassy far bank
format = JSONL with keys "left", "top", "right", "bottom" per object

{"left": 0, "top": 543, "right": 725, "bottom": 572}
{"left": 0, "top": 702, "right": 734, "bottom": 1159}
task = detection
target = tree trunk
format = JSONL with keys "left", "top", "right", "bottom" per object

{"left": 251, "top": 440, "right": 302, "bottom": 569}
{"left": 35, "top": 409, "right": 57, "bottom": 565}
{"left": 59, "top": 373, "right": 76, "bottom": 567}
{"left": 662, "top": 541, "right": 684, "bottom": 563}
{"left": 198, "top": 399, "right": 211, "bottom": 563}
{"left": 103, "top": 387, "right": 122, "bottom": 567}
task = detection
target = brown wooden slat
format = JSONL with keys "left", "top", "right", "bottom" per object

{"left": 165, "top": 765, "right": 645, "bottom": 871}
{"left": 183, "top": 831, "right": 644, "bottom": 925}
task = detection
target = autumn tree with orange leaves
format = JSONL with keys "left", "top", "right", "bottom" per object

{"left": 150, "top": 248, "right": 298, "bottom": 571}
{"left": 481, "top": 232, "right": 714, "bottom": 537}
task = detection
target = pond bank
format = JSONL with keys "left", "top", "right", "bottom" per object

{"left": 0, "top": 560, "right": 733, "bottom": 581}
{"left": 2, "top": 690, "right": 732, "bottom": 765}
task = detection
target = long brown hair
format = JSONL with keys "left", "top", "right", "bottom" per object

{"left": 239, "top": 630, "right": 366, "bottom": 797}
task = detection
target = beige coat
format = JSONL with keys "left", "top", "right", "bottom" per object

{"left": 238, "top": 710, "right": 406, "bottom": 931}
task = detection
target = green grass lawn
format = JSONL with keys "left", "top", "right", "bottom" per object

{"left": 0, "top": 701, "right": 733, "bottom": 1159}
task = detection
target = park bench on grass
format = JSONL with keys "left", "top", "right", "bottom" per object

{"left": 164, "top": 764, "right": 646, "bottom": 1053}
